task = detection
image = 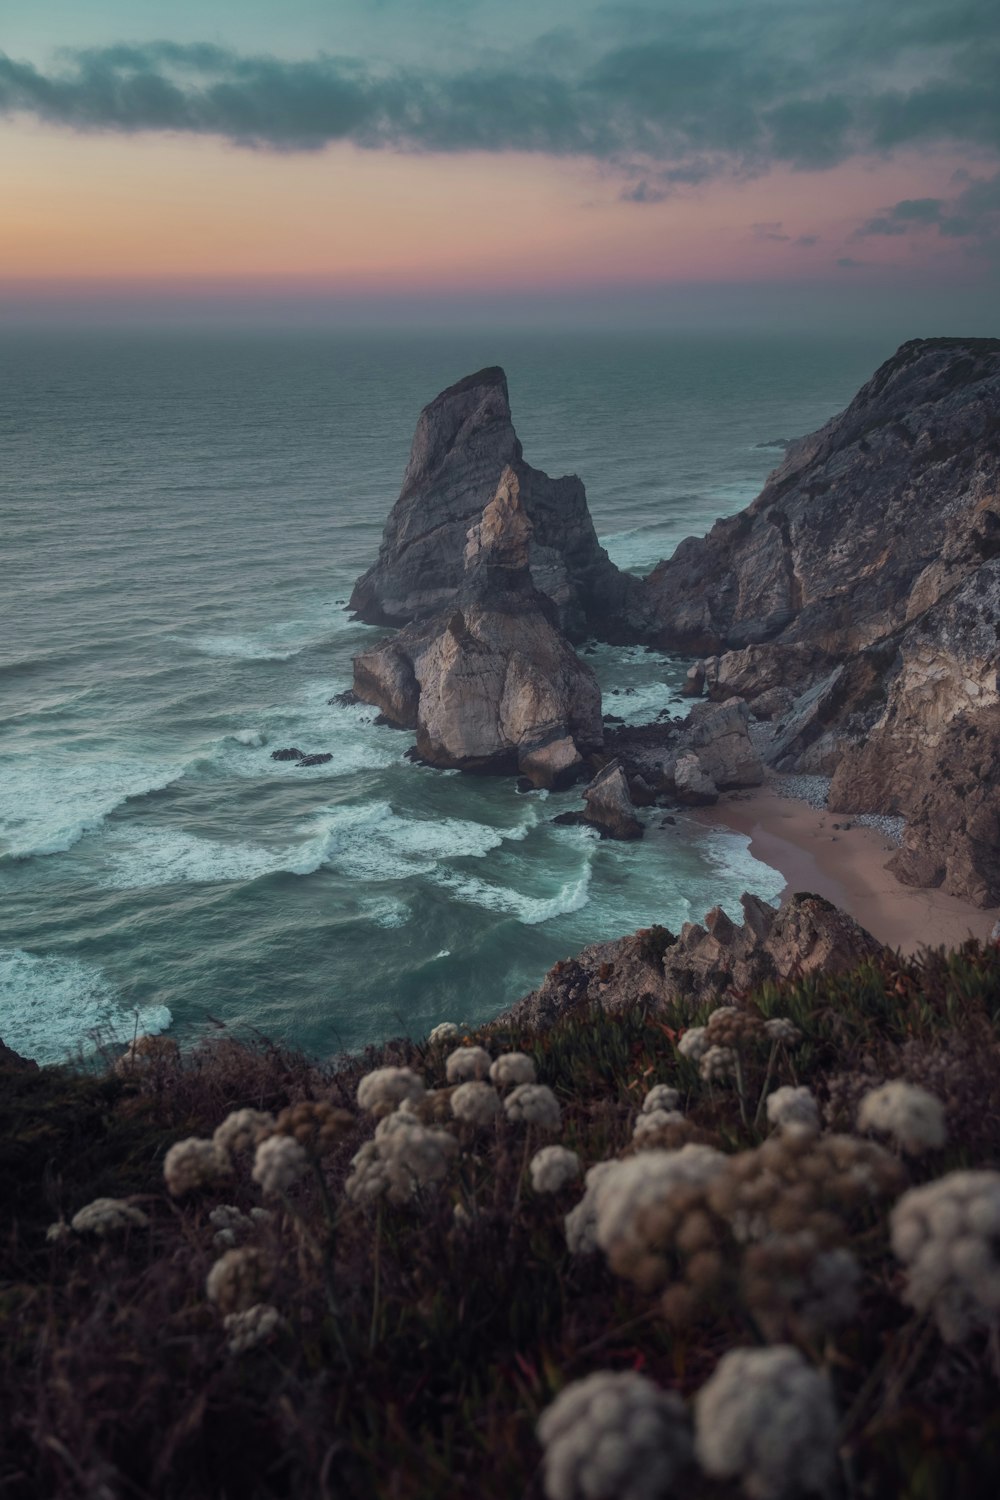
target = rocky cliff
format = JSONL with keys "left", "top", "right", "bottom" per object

{"left": 352, "top": 468, "right": 604, "bottom": 786}
{"left": 349, "top": 367, "right": 639, "bottom": 642}
{"left": 644, "top": 338, "right": 1000, "bottom": 906}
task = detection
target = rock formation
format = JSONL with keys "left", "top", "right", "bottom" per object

{"left": 581, "top": 762, "right": 644, "bottom": 840}
{"left": 352, "top": 468, "right": 603, "bottom": 786}
{"left": 643, "top": 338, "right": 1000, "bottom": 905}
{"left": 349, "top": 367, "right": 640, "bottom": 642}
{"left": 500, "top": 892, "right": 884, "bottom": 1030}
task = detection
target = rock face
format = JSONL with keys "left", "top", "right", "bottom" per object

{"left": 499, "top": 892, "right": 884, "bottom": 1030}
{"left": 349, "top": 367, "right": 640, "bottom": 642}
{"left": 581, "top": 762, "right": 644, "bottom": 840}
{"left": 352, "top": 468, "right": 603, "bottom": 786}
{"left": 643, "top": 338, "right": 1000, "bottom": 904}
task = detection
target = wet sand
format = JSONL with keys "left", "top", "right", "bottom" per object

{"left": 696, "top": 783, "right": 999, "bottom": 953}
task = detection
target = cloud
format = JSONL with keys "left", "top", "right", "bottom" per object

{"left": 0, "top": 1, "right": 997, "bottom": 189}
{"left": 795, "top": 234, "right": 819, "bottom": 246}
{"left": 855, "top": 172, "right": 1000, "bottom": 254}
{"left": 752, "top": 221, "right": 790, "bottom": 241}
{"left": 837, "top": 256, "right": 866, "bottom": 267}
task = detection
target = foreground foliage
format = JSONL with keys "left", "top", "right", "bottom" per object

{"left": 2, "top": 941, "right": 1000, "bottom": 1498}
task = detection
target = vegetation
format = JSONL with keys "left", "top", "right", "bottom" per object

{"left": 2, "top": 940, "right": 1000, "bottom": 1498}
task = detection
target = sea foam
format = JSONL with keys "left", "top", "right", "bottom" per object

{"left": 0, "top": 948, "right": 172, "bottom": 1065}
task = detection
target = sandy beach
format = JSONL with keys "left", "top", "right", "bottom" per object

{"left": 697, "top": 781, "right": 1000, "bottom": 954}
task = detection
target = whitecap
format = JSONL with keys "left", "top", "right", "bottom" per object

{"left": 0, "top": 948, "right": 171, "bottom": 1065}
{"left": 437, "top": 857, "right": 593, "bottom": 926}
{"left": 100, "top": 826, "right": 298, "bottom": 890}
{"left": 181, "top": 633, "right": 304, "bottom": 662}
{"left": 0, "top": 754, "right": 190, "bottom": 861}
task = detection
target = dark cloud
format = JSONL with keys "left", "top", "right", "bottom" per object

{"left": 837, "top": 256, "right": 866, "bottom": 267}
{"left": 752, "top": 221, "right": 790, "bottom": 241}
{"left": 856, "top": 173, "right": 1000, "bottom": 253}
{"left": 795, "top": 234, "right": 819, "bottom": 246}
{"left": 0, "top": 1, "right": 997, "bottom": 188}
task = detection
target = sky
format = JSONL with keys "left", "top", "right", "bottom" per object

{"left": 2, "top": 0, "right": 999, "bottom": 329}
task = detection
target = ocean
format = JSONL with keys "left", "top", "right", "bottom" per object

{"left": 1, "top": 327, "right": 892, "bottom": 1063}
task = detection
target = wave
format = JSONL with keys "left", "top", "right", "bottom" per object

{"left": 179, "top": 631, "right": 309, "bottom": 661}
{"left": 0, "top": 948, "right": 171, "bottom": 1065}
{"left": 436, "top": 858, "right": 593, "bottom": 925}
{"left": 0, "top": 755, "right": 191, "bottom": 861}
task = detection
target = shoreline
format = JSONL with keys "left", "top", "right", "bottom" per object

{"left": 694, "top": 780, "right": 1000, "bottom": 954}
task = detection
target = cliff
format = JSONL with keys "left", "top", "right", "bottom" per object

{"left": 644, "top": 338, "right": 1000, "bottom": 905}
{"left": 349, "top": 366, "right": 640, "bottom": 642}
{"left": 352, "top": 468, "right": 604, "bottom": 786}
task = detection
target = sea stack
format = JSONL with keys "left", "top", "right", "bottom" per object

{"left": 349, "top": 366, "right": 641, "bottom": 642}
{"left": 352, "top": 468, "right": 604, "bottom": 787}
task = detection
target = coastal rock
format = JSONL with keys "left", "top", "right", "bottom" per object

{"left": 352, "top": 469, "right": 603, "bottom": 785}
{"left": 271, "top": 747, "right": 304, "bottom": 762}
{"left": 642, "top": 338, "right": 1000, "bottom": 903}
{"left": 499, "top": 892, "right": 884, "bottom": 1029}
{"left": 349, "top": 366, "right": 640, "bottom": 642}
{"left": 298, "top": 753, "right": 333, "bottom": 767}
{"left": 581, "top": 761, "right": 644, "bottom": 840}
{"left": 673, "top": 751, "right": 718, "bottom": 806}
{"left": 684, "top": 699, "right": 764, "bottom": 788}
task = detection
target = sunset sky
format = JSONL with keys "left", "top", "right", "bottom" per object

{"left": 2, "top": 0, "right": 998, "bottom": 327}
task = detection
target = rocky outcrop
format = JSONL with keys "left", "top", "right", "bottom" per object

{"left": 581, "top": 762, "right": 644, "bottom": 840}
{"left": 645, "top": 338, "right": 1000, "bottom": 903}
{"left": 673, "top": 751, "right": 718, "bottom": 806}
{"left": 352, "top": 469, "right": 603, "bottom": 786}
{"left": 500, "top": 892, "right": 884, "bottom": 1030}
{"left": 349, "top": 366, "right": 640, "bottom": 642}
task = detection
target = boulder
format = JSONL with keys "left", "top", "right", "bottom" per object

{"left": 352, "top": 469, "right": 603, "bottom": 786}
{"left": 673, "top": 751, "right": 718, "bottom": 806}
{"left": 581, "top": 761, "right": 644, "bottom": 840}
{"left": 685, "top": 699, "right": 764, "bottom": 788}
{"left": 349, "top": 366, "right": 641, "bottom": 642}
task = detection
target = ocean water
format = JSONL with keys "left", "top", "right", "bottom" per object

{"left": 1, "top": 328, "right": 891, "bottom": 1063}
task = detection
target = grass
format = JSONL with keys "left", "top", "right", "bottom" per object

{"left": 2, "top": 939, "right": 1000, "bottom": 1498}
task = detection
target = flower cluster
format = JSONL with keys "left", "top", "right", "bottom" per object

{"left": 592, "top": 1146, "right": 728, "bottom": 1274}
{"left": 633, "top": 1109, "right": 685, "bottom": 1141}
{"left": 858, "top": 1081, "right": 947, "bottom": 1154}
{"left": 252, "top": 1135, "right": 309, "bottom": 1197}
{"left": 205, "top": 1247, "right": 272, "bottom": 1314}
{"left": 890, "top": 1169, "right": 1000, "bottom": 1342}
{"left": 765, "top": 1085, "right": 819, "bottom": 1133}
{"left": 763, "top": 1017, "right": 802, "bottom": 1046}
{"left": 428, "top": 1021, "right": 460, "bottom": 1044}
{"left": 450, "top": 1080, "right": 500, "bottom": 1127}
{"left": 503, "top": 1083, "right": 561, "bottom": 1130}
{"left": 489, "top": 1051, "right": 536, "bottom": 1087}
{"left": 642, "top": 1085, "right": 681, "bottom": 1114}
{"left": 445, "top": 1046, "right": 492, "bottom": 1083}
{"left": 213, "top": 1108, "right": 275, "bottom": 1155}
{"left": 208, "top": 1203, "right": 272, "bottom": 1250}
{"left": 741, "top": 1234, "right": 860, "bottom": 1341}
{"left": 694, "top": 1345, "right": 837, "bottom": 1500}
{"left": 356, "top": 1066, "right": 426, "bottom": 1118}
{"left": 345, "top": 1113, "right": 458, "bottom": 1206}
{"left": 69, "top": 1198, "right": 149, "bottom": 1236}
{"left": 699, "top": 1045, "right": 736, "bottom": 1083}
{"left": 537, "top": 1371, "right": 691, "bottom": 1500}
{"left": 163, "top": 1137, "right": 232, "bottom": 1197}
{"left": 704, "top": 1006, "right": 764, "bottom": 1048}
{"left": 273, "top": 1100, "right": 354, "bottom": 1153}
{"left": 564, "top": 1161, "right": 618, "bottom": 1255}
{"left": 530, "top": 1146, "right": 580, "bottom": 1195}
{"left": 223, "top": 1302, "right": 283, "bottom": 1355}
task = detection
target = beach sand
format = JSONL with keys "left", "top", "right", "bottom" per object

{"left": 696, "top": 783, "right": 1000, "bottom": 954}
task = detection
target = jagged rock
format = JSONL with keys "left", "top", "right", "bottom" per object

{"left": 685, "top": 699, "right": 764, "bottom": 788}
{"left": 298, "top": 753, "right": 333, "bottom": 767}
{"left": 352, "top": 469, "right": 603, "bottom": 785}
{"left": 682, "top": 662, "right": 705, "bottom": 697}
{"left": 644, "top": 338, "right": 1000, "bottom": 904}
{"left": 271, "top": 748, "right": 304, "bottom": 762}
{"left": 349, "top": 366, "right": 640, "bottom": 642}
{"left": 673, "top": 751, "right": 718, "bottom": 806}
{"left": 0, "top": 1036, "right": 38, "bottom": 1071}
{"left": 498, "top": 892, "right": 884, "bottom": 1029}
{"left": 581, "top": 761, "right": 644, "bottom": 840}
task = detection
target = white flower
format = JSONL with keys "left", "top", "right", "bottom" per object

{"left": 858, "top": 1081, "right": 947, "bottom": 1154}
{"left": 530, "top": 1146, "right": 581, "bottom": 1194}
{"left": 642, "top": 1085, "right": 681, "bottom": 1114}
{"left": 69, "top": 1198, "right": 149, "bottom": 1236}
{"left": 345, "top": 1116, "right": 458, "bottom": 1206}
{"left": 538, "top": 1370, "right": 691, "bottom": 1500}
{"left": 224, "top": 1303, "right": 283, "bottom": 1355}
{"left": 208, "top": 1204, "right": 257, "bottom": 1249}
{"left": 504, "top": 1083, "right": 561, "bottom": 1130}
{"left": 694, "top": 1345, "right": 838, "bottom": 1500}
{"left": 489, "top": 1052, "right": 537, "bottom": 1087}
{"left": 213, "top": 1109, "right": 275, "bottom": 1155}
{"left": 594, "top": 1146, "right": 727, "bottom": 1262}
{"left": 206, "top": 1247, "right": 270, "bottom": 1313}
{"left": 252, "top": 1135, "right": 309, "bottom": 1196}
{"left": 445, "top": 1045, "right": 492, "bottom": 1084}
{"left": 163, "top": 1137, "right": 232, "bottom": 1197}
{"left": 763, "top": 1017, "right": 802, "bottom": 1046}
{"left": 450, "top": 1081, "right": 501, "bottom": 1127}
{"left": 766, "top": 1086, "right": 820, "bottom": 1133}
{"left": 564, "top": 1161, "right": 618, "bottom": 1255}
{"left": 699, "top": 1045, "right": 736, "bottom": 1083}
{"left": 677, "top": 1027, "right": 709, "bottom": 1062}
{"left": 890, "top": 1169, "right": 1000, "bottom": 1342}
{"left": 45, "top": 1220, "right": 72, "bottom": 1243}
{"left": 428, "top": 1021, "right": 460, "bottom": 1044}
{"left": 633, "top": 1109, "right": 685, "bottom": 1140}
{"left": 356, "top": 1066, "right": 426, "bottom": 1118}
